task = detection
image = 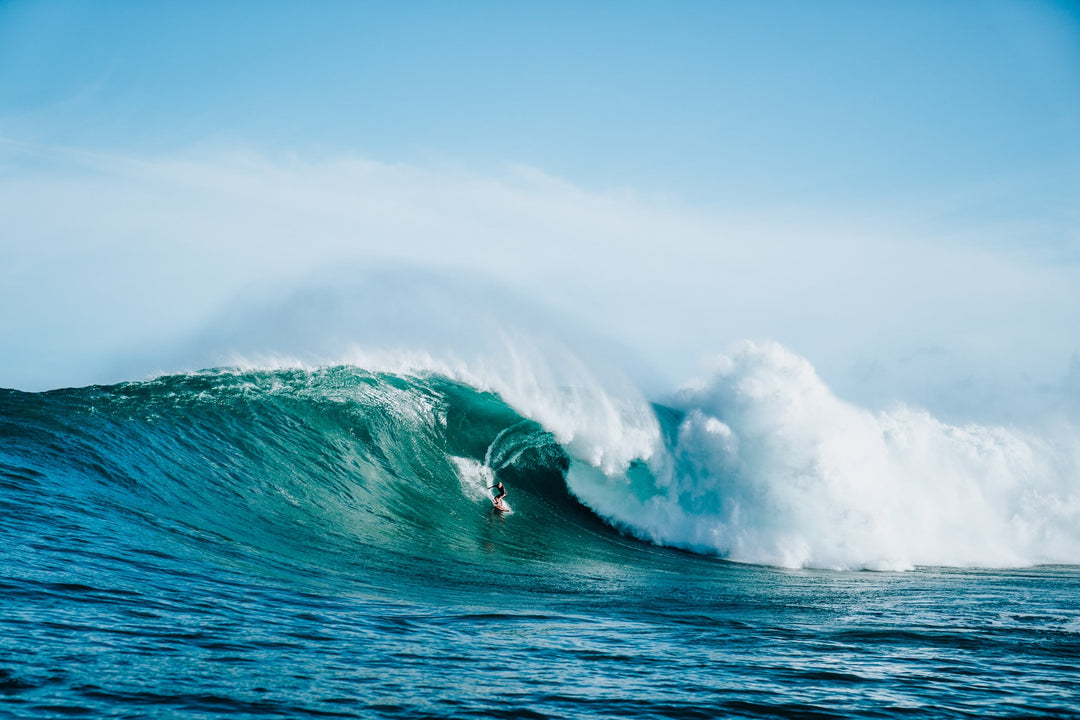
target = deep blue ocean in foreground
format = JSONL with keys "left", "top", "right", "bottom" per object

{"left": 3, "top": 367, "right": 1078, "bottom": 719}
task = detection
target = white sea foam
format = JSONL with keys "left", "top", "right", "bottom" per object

{"left": 566, "top": 341, "right": 1080, "bottom": 570}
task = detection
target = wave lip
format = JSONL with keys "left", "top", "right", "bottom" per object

{"left": 566, "top": 341, "right": 1080, "bottom": 571}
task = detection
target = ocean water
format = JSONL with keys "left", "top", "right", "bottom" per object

{"left": 2, "top": 359, "right": 1079, "bottom": 719}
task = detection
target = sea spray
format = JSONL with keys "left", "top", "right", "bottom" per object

{"left": 196, "top": 271, "right": 666, "bottom": 478}
{"left": 338, "top": 335, "right": 664, "bottom": 477}
{"left": 566, "top": 341, "right": 1080, "bottom": 570}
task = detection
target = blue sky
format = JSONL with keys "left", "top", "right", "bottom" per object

{"left": 1, "top": 1, "right": 1079, "bottom": 420}
{"left": 4, "top": 1, "right": 1077, "bottom": 202}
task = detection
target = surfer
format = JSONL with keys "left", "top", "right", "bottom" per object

{"left": 489, "top": 482, "right": 509, "bottom": 511}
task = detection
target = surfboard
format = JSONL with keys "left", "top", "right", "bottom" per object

{"left": 491, "top": 497, "right": 509, "bottom": 512}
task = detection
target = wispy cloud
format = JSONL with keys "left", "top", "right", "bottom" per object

{"left": 1, "top": 141, "right": 1076, "bottom": 423}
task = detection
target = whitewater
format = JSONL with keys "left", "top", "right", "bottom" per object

{"left": 2, "top": 315, "right": 1079, "bottom": 717}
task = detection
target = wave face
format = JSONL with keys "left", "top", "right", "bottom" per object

{"left": 0, "top": 367, "right": 620, "bottom": 594}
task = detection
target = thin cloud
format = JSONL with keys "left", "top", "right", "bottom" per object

{"left": 1, "top": 142, "right": 1076, "bottom": 425}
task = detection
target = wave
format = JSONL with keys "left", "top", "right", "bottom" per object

{"left": 3, "top": 341, "right": 1078, "bottom": 575}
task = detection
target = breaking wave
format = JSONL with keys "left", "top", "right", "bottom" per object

{"left": 5, "top": 335, "right": 1077, "bottom": 575}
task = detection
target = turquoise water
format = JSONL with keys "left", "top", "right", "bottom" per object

{"left": 2, "top": 368, "right": 1078, "bottom": 718}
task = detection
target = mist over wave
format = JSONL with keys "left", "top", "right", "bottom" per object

{"left": 166, "top": 267, "right": 666, "bottom": 478}
{"left": 107, "top": 271, "right": 1080, "bottom": 571}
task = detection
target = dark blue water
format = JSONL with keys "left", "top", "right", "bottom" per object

{"left": 2, "top": 369, "right": 1078, "bottom": 718}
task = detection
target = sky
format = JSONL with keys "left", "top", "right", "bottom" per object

{"left": 1, "top": 1, "right": 1079, "bottom": 422}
